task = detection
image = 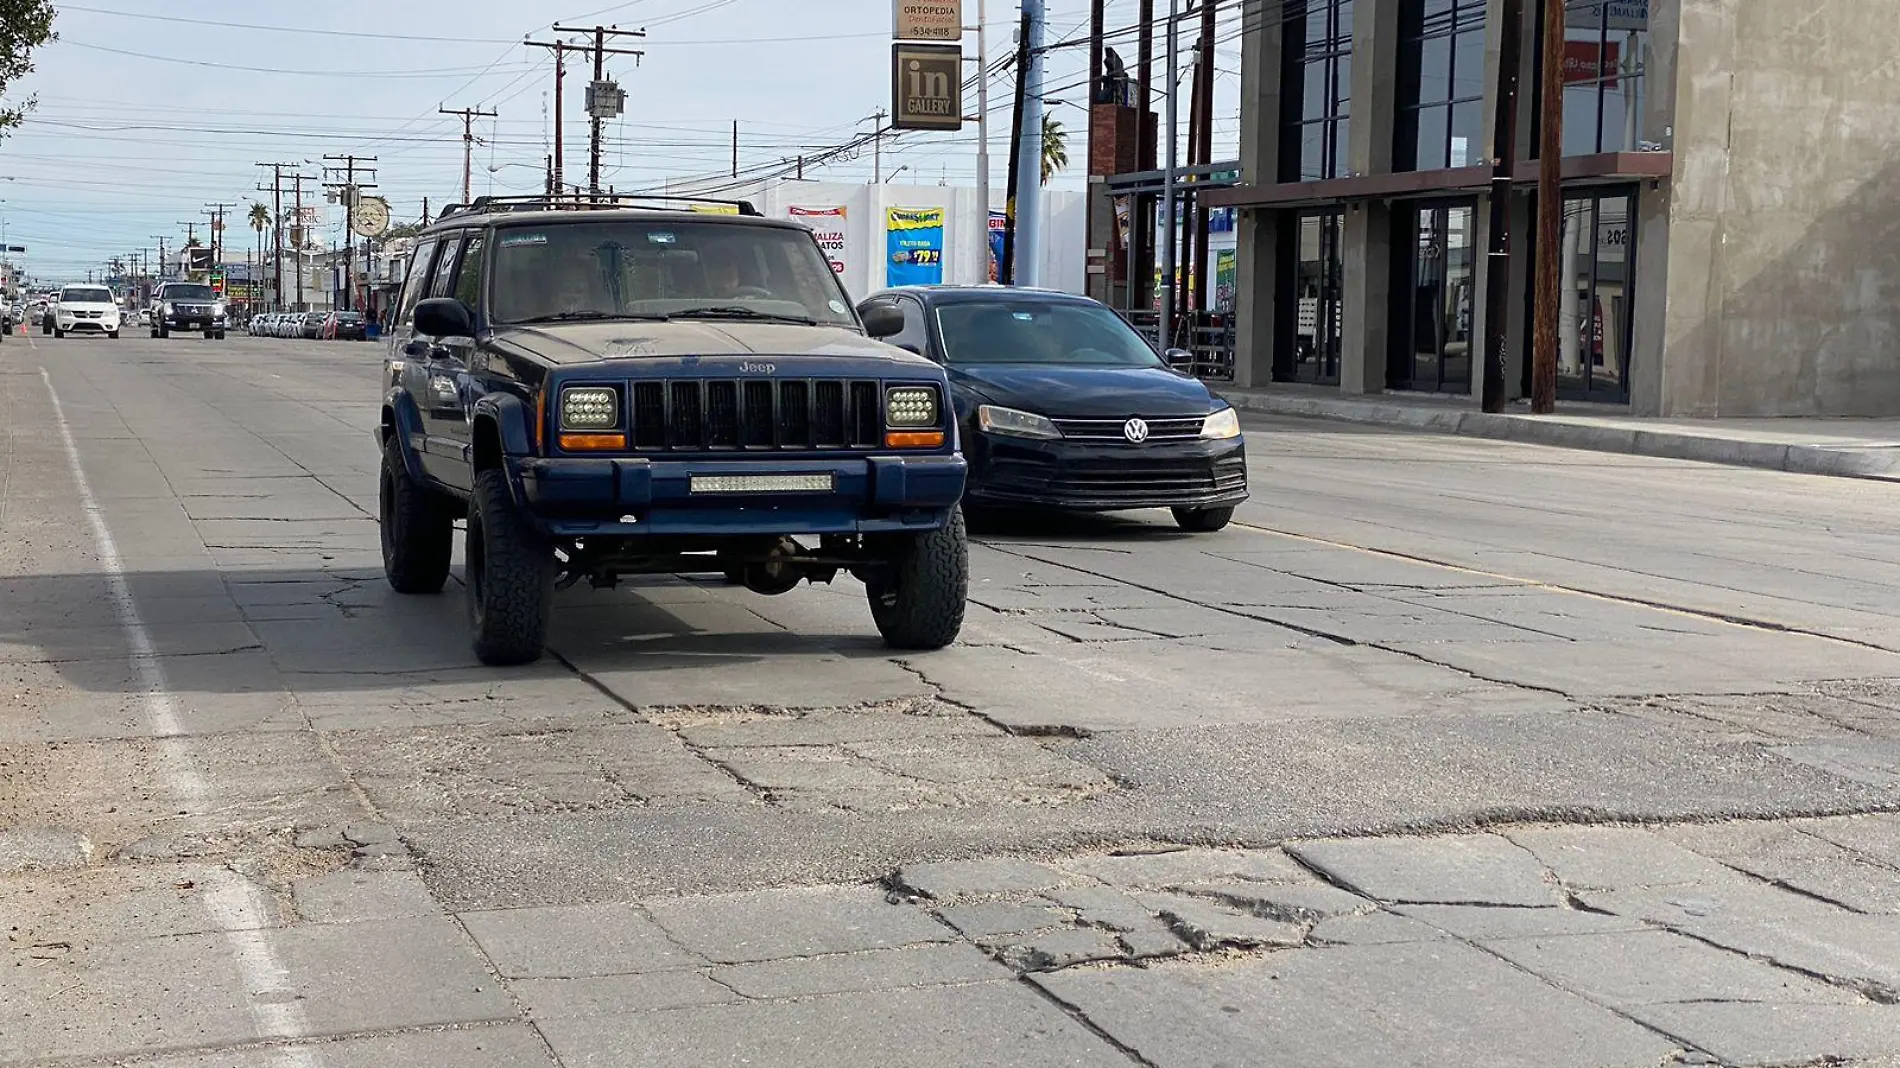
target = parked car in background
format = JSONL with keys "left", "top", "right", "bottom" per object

{"left": 300, "top": 311, "right": 325, "bottom": 339}
{"left": 856, "top": 286, "right": 1247, "bottom": 532}
{"left": 326, "top": 311, "right": 367, "bottom": 340}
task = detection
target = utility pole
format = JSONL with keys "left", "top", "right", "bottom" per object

{"left": 324, "top": 154, "right": 377, "bottom": 312}
{"left": 1015, "top": 0, "right": 1047, "bottom": 287}
{"left": 441, "top": 105, "right": 498, "bottom": 204}
{"left": 872, "top": 107, "right": 888, "bottom": 183}
{"left": 973, "top": 0, "right": 991, "bottom": 282}
{"left": 151, "top": 236, "right": 167, "bottom": 284}
{"left": 731, "top": 120, "right": 739, "bottom": 178}
{"left": 1161, "top": 0, "right": 1181, "bottom": 344}
{"left": 1480, "top": 0, "right": 1527, "bottom": 413}
{"left": 203, "top": 203, "right": 233, "bottom": 267}
{"left": 525, "top": 38, "right": 583, "bottom": 198}
{"left": 1531, "top": 0, "right": 1564, "bottom": 414}
{"left": 257, "top": 162, "right": 295, "bottom": 311}
{"left": 1001, "top": 8, "right": 1031, "bottom": 285}
{"left": 551, "top": 24, "right": 646, "bottom": 197}
{"left": 292, "top": 172, "right": 310, "bottom": 310}
{"left": 1135, "top": 0, "right": 1156, "bottom": 312}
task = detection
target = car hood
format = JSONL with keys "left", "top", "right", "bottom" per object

{"left": 492, "top": 320, "right": 932, "bottom": 367}
{"left": 947, "top": 363, "right": 1216, "bottom": 419}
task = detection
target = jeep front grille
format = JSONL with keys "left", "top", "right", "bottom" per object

{"left": 629, "top": 378, "right": 885, "bottom": 450}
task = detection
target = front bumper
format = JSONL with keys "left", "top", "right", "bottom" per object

{"left": 162, "top": 309, "right": 227, "bottom": 329}
{"left": 511, "top": 453, "right": 969, "bottom": 538}
{"left": 57, "top": 317, "right": 119, "bottom": 333}
{"left": 966, "top": 432, "right": 1249, "bottom": 511}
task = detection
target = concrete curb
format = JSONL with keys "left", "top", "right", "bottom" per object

{"left": 1218, "top": 389, "right": 1900, "bottom": 483}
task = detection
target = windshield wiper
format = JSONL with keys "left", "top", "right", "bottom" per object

{"left": 511, "top": 310, "right": 672, "bottom": 325}
{"left": 671, "top": 305, "right": 818, "bottom": 326}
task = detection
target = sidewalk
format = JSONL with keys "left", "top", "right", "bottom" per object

{"left": 1220, "top": 385, "right": 1900, "bottom": 482}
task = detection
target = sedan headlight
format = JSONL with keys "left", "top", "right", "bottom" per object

{"left": 976, "top": 404, "right": 1062, "bottom": 440}
{"left": 560, "top": 386, "right": 619, "bottom": 430}
{"left": 1200, "top": 407, "right": 1241, "bottom": 440}
{"left": 885, "top": 386, "right": 940, "bottom": 428}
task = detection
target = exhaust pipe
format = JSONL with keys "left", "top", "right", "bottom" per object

{"left": 741, "top": 537, "right": 805, "bottom": 596}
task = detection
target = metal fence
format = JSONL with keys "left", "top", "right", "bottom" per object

{"left": 1125, "top": 309, "right": 1235, "bottom": 383}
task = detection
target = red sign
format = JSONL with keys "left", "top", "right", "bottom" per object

{"left": 1562, "top": 41, "right": 1620, "bottom": 89}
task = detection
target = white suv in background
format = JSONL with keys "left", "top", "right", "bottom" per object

{"left": 53, "top": 284, "right": 122, "bottom": 339}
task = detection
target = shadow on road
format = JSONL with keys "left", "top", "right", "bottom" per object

{"left": 0, "top": 565, "right": 893, "bottom": 694}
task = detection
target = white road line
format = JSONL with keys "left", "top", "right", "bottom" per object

{"left": 39, "top": 366, "right": 322, "bottom": 1068}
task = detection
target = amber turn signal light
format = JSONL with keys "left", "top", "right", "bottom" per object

{"left": 884, "top": 430, "right": 946, "bottom": 449}
{"left": 558, "top": 432, "right": 629, "bottom": 452}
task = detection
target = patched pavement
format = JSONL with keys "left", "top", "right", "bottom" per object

{"left": 5, "top": 336, "right": 1900, "bottom": 1067}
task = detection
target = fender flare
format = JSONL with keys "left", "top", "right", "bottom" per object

{"left": 380, "top": 388, "right": 427, "bottom": 483}
{"left": 470, "top": 392, "right": 537, "bottom": 467}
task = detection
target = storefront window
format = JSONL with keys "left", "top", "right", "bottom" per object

{"left": 1389, "top": 202, "right": 1476, "bottom": 393}
{"left": 1277, "top": 211, "right": 1345, "bottom": 384}
{"left": 1280, "top": 0, "right": 1354, "bottom": 182}
{"left": 1551, "top": 191, "right": 1635, "bottom": 401}
{"left": 1396, "top": 0, "right": 1487, "bottom": 171}
{"left": 1546, "top": 0, "right": 1651, "bottom": 155}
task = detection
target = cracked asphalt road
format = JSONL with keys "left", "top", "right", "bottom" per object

{"left": 4, "top": 333, "right": 1900, "bottom": 1067}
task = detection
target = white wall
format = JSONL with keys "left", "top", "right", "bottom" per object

{"left": 667, "top": 176, "right": 1085, "bottom": 303}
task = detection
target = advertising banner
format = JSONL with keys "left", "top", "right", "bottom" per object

{"left": 894, "top": 0, "right": 962, "bottom": 42}
{"left": 1215, "top": 248, "right": 1237, "bottom": 312}
{"left": 790, "top": 205, "right": 850, "bottom": 279}
{"left": 987, "top": 211, "right": 1007, "bottom": 282}
{"left": 891, "top": 43, "right": 963, "bottom": 131}
{"left": 886, "top": 207, "right": 944, "bottom": 286}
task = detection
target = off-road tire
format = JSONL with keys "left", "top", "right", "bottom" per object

{"left": 157, "top": 325, "right": 169, "bottom": 339}
{"left": 53, "top": 327, "right": 63, "bottom": 339}
{"left": 379, "top": 437, "right": 454, "bottom": 594}
{"left": 866, "top": 508, "right": 968, "bottom": 650}
{"left": 214, "top": 330, "right": 226, "bottom": 340}
{"left": 40, "top": 322, "right": 50, "bottom": 335}
{"left": 107, "top": 330, "right": 119, "bottom": 339}
{"left": 1172, "top": 505, "right": 1234, "bottom": 533}
{"left": 466, "top": 467, "right": 555, "bottom": 666}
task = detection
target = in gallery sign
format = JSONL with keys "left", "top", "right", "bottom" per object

{"left": 894, "top": 0, "right": 962, "bottom": 42}
{"left": 891, "top": 43, "right": 962, "bottom": 131}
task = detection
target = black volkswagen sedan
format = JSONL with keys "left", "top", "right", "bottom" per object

{"left": 857, "top": 287, "right": 1246, "bottom": 532}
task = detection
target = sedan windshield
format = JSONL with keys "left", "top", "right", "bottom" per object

{"left": 934, "top": 301, "right": 1164, "bottom": 368}
{"left": 487, "top": 220, "right": 856, "bottom": 328}
{"left": 62, "top": 287, "right": 113, "bottom": 304}
{"left": 164, "top": 285, "right": 216, "bottom": 301}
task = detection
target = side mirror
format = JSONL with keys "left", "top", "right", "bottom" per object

{"left": 860, "top": 301, "right": 906, "bottom": 339}
{"left": 1164, "top": 347, "right": 1195, "bottom": 370}
{"left": 403, "top": 339, "right": 429, "bottom": 358}
{"left": 413, "top": 297, "right": 475, "bottom": 339}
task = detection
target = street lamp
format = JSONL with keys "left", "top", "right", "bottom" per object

{"left": 883, "top": 165, "right": 911, "bottom": 184}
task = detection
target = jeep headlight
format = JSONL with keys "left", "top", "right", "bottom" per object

{"left": 885, "top": 386, "right": 939, "bottom": 428}
{"left": 976, "top": 404, "right": 1062, "bottom": 440}
{"left": 1200, "top": 407, "right": 1241, "bottom": 440}
{"left": 560, "top": 386, "right": 619, "bottom": 430}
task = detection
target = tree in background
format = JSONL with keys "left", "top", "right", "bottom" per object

{"left": 1041, "top": 114, "right": 1068, "bottom": 186}
{"left": 0, "top": 2, "right": 56, "bottom": 136}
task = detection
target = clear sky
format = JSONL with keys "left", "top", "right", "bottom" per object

{"left": 0, "top": 0, "right": 1242, "bottom": 279}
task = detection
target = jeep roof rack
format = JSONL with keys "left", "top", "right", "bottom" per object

{"left": 435, "top": 193, "right": 763, "bottom": 221}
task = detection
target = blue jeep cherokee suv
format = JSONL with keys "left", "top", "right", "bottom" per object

{"left": 378, "top": 195, "right": 969, "bottom": 665}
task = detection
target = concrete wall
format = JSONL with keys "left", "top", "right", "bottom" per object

{"left": 1662, "top": 0, "right": 1900, "bottom": 416}
{"left": 668, "top": 177, "right": 1087, "bottom": 303}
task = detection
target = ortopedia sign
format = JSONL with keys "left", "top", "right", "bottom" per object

{"left": 894, "top": 0, "right": 962, "bottom": 42}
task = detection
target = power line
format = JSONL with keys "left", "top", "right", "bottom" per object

{"left": 52, "top": 39, "right": 538, "bottom": 78}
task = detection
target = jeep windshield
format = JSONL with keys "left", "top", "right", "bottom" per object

{"left": 488, "top": 220, "right": 857, "bottom": 329}
{"left": 163, "top": 285, "right": 217, "bottom": 301}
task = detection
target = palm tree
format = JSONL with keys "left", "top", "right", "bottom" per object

{"left": 1041, "top": 113, "right": 1068, "bottom": 185}
{"left": 248, "top": 203, "right": 270, "bottom": 303}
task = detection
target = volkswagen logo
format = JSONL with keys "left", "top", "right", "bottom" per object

{"left": 1122, "top": 417, "right": 1150, "bottom": 443}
